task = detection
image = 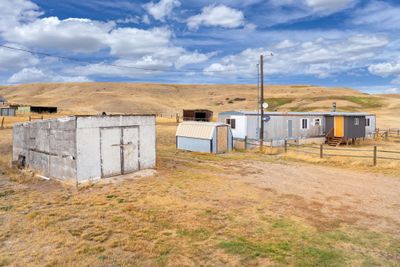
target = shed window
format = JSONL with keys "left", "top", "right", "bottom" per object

{"left": 301, "top": 118, "right": 309, "bottom": 129}
{"left": 313, "top": 118, "right": 321, "bottom": 126}
{"left": 226, "top": 118, "right": 236, "bottom": 129}
{"left": 366, "top": 118, "right": 370, "bottom": 127}
{"left": 354, "top": 118, "right": 360, "bottom": 126}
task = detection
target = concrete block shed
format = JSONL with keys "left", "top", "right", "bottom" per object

{"left": 176, "top": 121, "right": 233, "bottom": 154}
{"left": 13, "top": 115, "right": 156, "bottom": 184}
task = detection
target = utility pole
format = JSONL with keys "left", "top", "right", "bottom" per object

{"left": 259, "top": 54, "right": 264, "bottom": 150}
{"left": 256, "top": 63, "right": 260, "bottom": 138}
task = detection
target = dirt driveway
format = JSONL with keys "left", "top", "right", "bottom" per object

{"left": 219, "top": 159, "right": 400, "bottom": 235}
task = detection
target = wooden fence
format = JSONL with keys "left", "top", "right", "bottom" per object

{"left": 284, "top": 141, "right": 400, "bottom": 166}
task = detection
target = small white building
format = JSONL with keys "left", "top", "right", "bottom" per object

{"left": 176, "top": 121, "right": 233, "bottom": 154}
{"left": 13, "top": 115, "right": 156, "bottom": 184}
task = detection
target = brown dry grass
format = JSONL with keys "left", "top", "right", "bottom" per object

{"left": 0, "top": 82, "right": 397, "bottom": 128}
{"left": 0, "top": 119, "right": 399, "bottom": 266}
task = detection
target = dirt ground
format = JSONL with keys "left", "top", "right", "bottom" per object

{"left": 1, "top": 120, "right": 399, "bottom": 266}
{"left": 220, "top": 160, "right": 400, "bottom": 234}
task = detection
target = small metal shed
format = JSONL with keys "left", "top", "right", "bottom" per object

{"left": 0, "top": 107, "right": 16, "bottom": 116}
{"left": 183, "top": 109, "right": 213, "bottom": 122}
{"left": 0, "top": 96, "right": 6, "bottom": 105}
{"left": 12, "top": 114, "right": 156, "bottom": 184}
{"left": 176, "top": 121, "right": 233, "bottom": 154}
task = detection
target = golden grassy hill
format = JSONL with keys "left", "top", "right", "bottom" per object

{"left": 0, "top": 82, "right": 398, "bottom": 128}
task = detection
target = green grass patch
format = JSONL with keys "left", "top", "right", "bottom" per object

{"left": 177, "top": 228, "right": 211, "bottom": 241}
{"left": 266, "top": 98, "right": 294, "bottom": 110}
{"left": 219, "top": 237, "right": 292, "bottom": 263}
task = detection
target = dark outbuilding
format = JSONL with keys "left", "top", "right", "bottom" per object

{"left": 183, "top": 109, "right": 213, "bottom": 122}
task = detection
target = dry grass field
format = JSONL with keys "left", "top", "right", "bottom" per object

{"left": 0, "top": 83, "right": 400, "bottom": 266}
{"left": 0, "top": 118, "right": 400, "bottom": 266}
{"left": 0, "top": 82, "right": 398, "bottom": 128}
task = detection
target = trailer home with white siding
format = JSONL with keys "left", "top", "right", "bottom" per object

{"left": 218, "top": 111, "right": 375, "bottom": 147}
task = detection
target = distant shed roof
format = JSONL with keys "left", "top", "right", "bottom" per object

{"left": 219, "top": 110, "right": 374, "bottom": 117}
{"left": 176, "top": 121, "right": 227, "bottom": 140}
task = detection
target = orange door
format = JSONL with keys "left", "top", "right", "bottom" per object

{"left": 334, "top": 116, "right": 344, "bottom": 137}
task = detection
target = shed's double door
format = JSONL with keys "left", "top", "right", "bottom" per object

{"left": 100, "top": 127, "right": 139, "bottom": 178}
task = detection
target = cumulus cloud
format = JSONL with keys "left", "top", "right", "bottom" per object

{"left": 368, "top": 61, "right": 400, "bottom": 78}
{"left": 4, "top": 17, "right": 114, "bottom": 54}
{"left": 144, "top": 0, "right": 180, "bottom": 21}
{"left": 204, "top": 34, "right": 388, "bottom": 79}
{"left": 0, "top": 0, "right": 42, "bottom": 33}
{"left": 7, "top": 67, "right": 91, "bottom": 84}
{"left": 187, "top": 4, "right": 245, "bottom": 30}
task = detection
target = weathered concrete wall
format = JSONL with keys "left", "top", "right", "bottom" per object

{"left": 76, "top": 115, "right": 156, "bottom": 183}
{"left": 13, "top": 117, "right": 77, "bottom": 182}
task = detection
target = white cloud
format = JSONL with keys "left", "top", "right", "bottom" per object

{"left": 204, "top": 34, "right": 389, "bottom": 79}
{"left": 4, "top": 17, "right": 114, "bottom": 54}
{"left": 175, "top": 51, "right": 215, "bottom": 68}
{"left": 304, "top": 0, "right": 357, "bottom": 13}
{"left": 384, "top": 88, "right": 399, "bottom": 94}
{"left": 351, "top": 1, "right": 400, "bottom": 31}
{"left": 368, "top": 61, "right": 400, "bottom": 78}
{"left": 0, "top": 0, "right": 42, "bottom": 33}
{"left": 144, "top": 0, "right": 180, "bottom": 21}
{"left": 7, "top": 67, "right": 91, "bottom": 84}
{"left": 106, "top": 27, "right": 175, "bottom": 58}
{"left": 0, "top": 43, "right": 39, "bottom": 71}
{"left": 187, "top": 4, "right": 245, "bottom": 30}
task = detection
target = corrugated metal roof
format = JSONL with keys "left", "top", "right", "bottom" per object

{"left": 219, "top": 110, "right": 375, "bottom": 116}
{"left": 176, "top": 121, "right": 227, "bottom": 139}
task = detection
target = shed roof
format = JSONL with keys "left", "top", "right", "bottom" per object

{"left": 219, "top": 110, "right": 374, "bottom": 117}
{"left": 176, "top": 121, "right": 227, "bottom": 140}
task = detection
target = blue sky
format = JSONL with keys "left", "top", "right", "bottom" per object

{"left": 0, "top": 0, "right": 399, "bottom": 94}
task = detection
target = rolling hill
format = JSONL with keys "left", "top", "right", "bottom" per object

{"left": 0, "top": 82, "right": 398, "bottom": 128}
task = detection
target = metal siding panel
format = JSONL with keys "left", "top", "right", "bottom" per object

{"left": 177, "top": 136, "right": 212, "bottom": 153}
{"left": 100, "top": 128, "right": 122, "bottom": 177}
{"left": 122, "top": 127, "right": 139, "bottom": 173}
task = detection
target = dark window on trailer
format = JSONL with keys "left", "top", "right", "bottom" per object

{"left": 366, "top": 118, "right": 370, "bottom": 126}
{"left": 314, "top": 118, "right": 321, "bottom": 126}
{"left": 301, "top": 118, "right": 308, "bottom": 129}
{"left": 226, "top": 118, "right": 236, "bottom": 129}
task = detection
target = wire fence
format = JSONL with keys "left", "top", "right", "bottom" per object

{"left": 284, "top": 141, "right": 400, "bottom": 166}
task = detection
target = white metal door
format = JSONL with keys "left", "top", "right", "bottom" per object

{"left": 288, "top": 120, "right": 293, "bottom": 138}
{"left": 100, "top": 128, "right": 122, "bottom": 177}
{"left": 122, "top": 127, "right": 139, "bottom": 174}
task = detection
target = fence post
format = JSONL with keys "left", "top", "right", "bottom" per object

{"left": 176, "top": 113, "right": 180, "bottom": 123}
{"left": 385, "top": 132, "right": 388, "bottom": 140}
{"left": 373, "top": 146, "right": 377, "bottom": 166}
{"left": 284, "top": 140, "right": 287, "bottom": 153}
{"left": 1, "top": 117, "right": 4, "bottom": 129}
{"left": 320, "top": 144, "right": 323, "bottom": 158}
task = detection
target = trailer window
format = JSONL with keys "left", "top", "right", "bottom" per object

{"left": 354, "top": 118, "right": 359, "bottom": 126}
{"left": 366, "top": 118, "right": 370, "bottom": 126}
{"left": 313, "top": 118, "right": 321, "bottom": 126}
{"left": 301, "top": 118, "right": 309, "bottom": 129}
{"left": 226, "top": 118, "right": 236, "bottom": 129}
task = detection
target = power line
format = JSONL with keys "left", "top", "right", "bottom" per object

{"left": 0, "top": 44, "right": 256, "bottom": 75}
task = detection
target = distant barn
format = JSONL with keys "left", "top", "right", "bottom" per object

{"left": 183, "top": 109, "right": 213, "bottom": 122}
{"left": 30, "top": 106, "right": 58, "bottom": 114}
